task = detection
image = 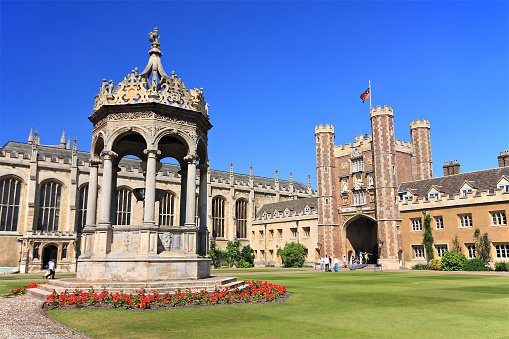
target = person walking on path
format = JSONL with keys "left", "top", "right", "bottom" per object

{"left": 324, "top": 255, "right": 330, "bottom": 272}
{"left": 351, "top": 256, "right": 356, "bottom": 270}
{"left": 343, "top": 255, "right": 347, "bottom": 268}
{"left": 47, "top": 259, "right": 56, "bottom": 279}
{"left": 364, "top": 252, "right": 369, "bottom": 264}
{"left": 333, "top": 257, "right": 339, "bottom": 272}
{"left": 320, "top": 256, "right": 325, "bottom": 271}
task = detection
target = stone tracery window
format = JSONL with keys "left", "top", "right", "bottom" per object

{"left": 116, "top": 187, "right": 132, "bottom": 225}
{"left": 159, "top": 191, "right": 176, "bottom": 226}
{"left": 37, "top": 180, "right": 62, "bottom": 232}
{"left": 0, "top": 176, "right": 22, "bottom": 232}
{"left": 235, "top": 199, "right": 247, "bottom": 239}
{"left": 212, "top": 196, "right": 225, "bottom": 238}
{"left": 77, "top": 184, "right": 88, "bottom": 233}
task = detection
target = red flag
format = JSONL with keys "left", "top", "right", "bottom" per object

{"left": 359, "top": 88, "right": 370, "bottom": 103}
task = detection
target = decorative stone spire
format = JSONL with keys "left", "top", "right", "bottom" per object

{"left": 34, "top": 131, "right": 40, "bottom": 145}
{"left": 289, "top": 172, "right": 293, "bottom": 184}
{"left": 60, "top": 129, "right": 66, "bottom": 148}
{"left": 73, "top": 138, "right": 78, "bottom": 151}
{"left": 249, "top": 165, "right": 253, "bottom": 178}
{"left": 66, "top": 137, "right": 71, "bottom": 150}
{"left": 308, "top": 175, "right": 312, "bottom": 188}
{"left": 275, "top": 169, "right": 279, "bottom": 184}
{"left": 93, "top": 28, "right": 208, "bottom": 116}
{"left": 28, "top": 127, "right": 34, "bottom": 143}
{"left": 229, "top": 162, "right": 234, "bottom": 186}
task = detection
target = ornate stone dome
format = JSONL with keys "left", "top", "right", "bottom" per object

{"left": 93, "top": 27, "right": 209, "bottom": 117}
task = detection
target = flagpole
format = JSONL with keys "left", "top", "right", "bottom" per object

{"left": 369, "top": 80, "right": 371, "bottom": 110}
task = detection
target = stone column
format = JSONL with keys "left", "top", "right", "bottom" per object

{"left": 143, "top": 149, "right": 160, "bottom": 226}
{"left": 85, "top": 159, "right": 100, "bottom": 227}
{"left": 198, "top": 162, "right": 208, "bottom": 255}
{"left": 179, "top": 169, "right": 187, "bottom": 226}
{"left": 184, "top": 155, "right": 198, "bottom": 227}
{"left": 98, "top": 151, "right": 117, "bottom": 225}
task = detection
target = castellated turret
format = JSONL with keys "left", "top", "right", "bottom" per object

{"left": 314, "top": 124, "right": 339, "bottom": 257}
{"left": 410, "top": 118, "right": 432, "bottom": 180}
{"left": 370, "top": 105, "right": 400, "bottom": 269}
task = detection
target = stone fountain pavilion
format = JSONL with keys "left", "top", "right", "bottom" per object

{"left": 77, "top": 28, "right": 212, "bottom": 281}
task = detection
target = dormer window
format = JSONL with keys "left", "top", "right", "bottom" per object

{"left": 498, "top": 184, "right": 509, "bottom": 193}
{"left": 399, "top": 192, "right": 414, "bottom": 203}
{"left": 262, "top": 212, "right": 268, "bottom": 218}
{"left": 273, "top": 211, "right": 279, "bottom": 217}
{"left": 284, "top": 209, "right": 291, "bottom": 217}
{"left": 461, "top": 188, "right": 473, "bottom": 197}
{"left": 304, "top": 206, "right": 311, "bottom": 213}
{"left": 428, "top": 192, "right": 440, "bottom": 200}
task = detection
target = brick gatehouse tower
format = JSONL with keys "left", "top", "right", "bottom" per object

{"left": 315, "top": 105, "right": 432, "bottom": 270}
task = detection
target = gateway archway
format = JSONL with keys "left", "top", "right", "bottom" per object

{"left": 345, "top": 215, "right": 378, "bottom": 264}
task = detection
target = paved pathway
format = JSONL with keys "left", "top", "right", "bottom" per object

{"left": 0, "top": 294, "right": 89, "bottom": 339}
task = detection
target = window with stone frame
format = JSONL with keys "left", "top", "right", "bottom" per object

{"left": 291, "top": 228, "right": 297, "bottom": 238}
{"left": 212, "top": 196, "right": 225, "bottom": 238}
{"left": 37, "top": 180, "right": 62, "bottom": 232}
{"left": 269, "top": 229, "right": 274, "bottom": 240}
{"left": 412, "top": 245, "right": 425, "bottom": 258}
{"left": 259, "top": 230, "right": 264, "bottom": 240}
{"left": 278, "top": 229, "right": 283, "bottom": 239}
{"left": 235, "top": 199, "right": 248, "bottom": 239}
{"left": 269, "top": 249, "right": 274, "bottom": 259}
{"left": 116, "top": 187, "right": 132, "bottom": 225}
{"left": 351, "top": 159, "right": 364, "bottom": 173}
{"left": 490, "top": 211, "right": 507, "bottom": 226}
{"left": 435, "top": 244, "right": 448, "bottom": 257}
{"left": 459, "top": 214, "right": 473, "bottom": 228}
{"left": 466, "top": 244, "right": 476, "bottom": 258}
{"left": 411, "top": 218, "right": 422, "bottom": 231}
{"left": 159, "top": 191, "right": 176, "bottom": 226}
{"left": 77, "top": 184, "right": 88, "bottom": 233}
{"left": 0, "top": 176, "right": 22, "bottom": 232}
{"left": 303, "top": 227, "right": 310, "bottom": 238}
{"left": 353, "top": 191, "right": 366, "bottom": 206}
{"left": 495, "top": 244, "right": 509, "bottom": 258}
{"left": 435, "top": 216, "right": 444, "bottom": 230}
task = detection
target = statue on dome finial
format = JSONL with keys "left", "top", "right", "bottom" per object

{"left": 149, "top": 27, "right": 160, "bottom": 49}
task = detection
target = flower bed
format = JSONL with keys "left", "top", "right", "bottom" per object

{"left": 43, "top": 280, "right": 288, "bottom": 311}
{"left": 11, "top": 282, "right": 46, "bottom": 295}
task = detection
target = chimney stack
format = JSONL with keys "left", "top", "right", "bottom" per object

{"left": 498, "top": 150, "right": 509, "bottom": 167}
{"left": 443, "top": 159, "right": 460, "bottom": 176}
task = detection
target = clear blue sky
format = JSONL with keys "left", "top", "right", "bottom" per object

{"left": 1, "top": 1, "right": 508, "bottom": 188}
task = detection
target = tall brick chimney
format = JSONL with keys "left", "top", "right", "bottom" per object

{"left": 443, "top": 159, "right": 460, "bottom": 176}
{"left": 498, "top": 150, "right": 509, "bottom": 167}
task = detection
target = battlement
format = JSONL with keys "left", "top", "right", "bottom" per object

{"left": 370, "top": 105, "right": 393, "bottom": 117}
{"left": 394, "top": 138, "right": 413, "bottom": 153}
{"left": 315, "top": 124, "right": 335, "bottom": 134}
{"left": 410, "top": 119, "right": 430, "bottom": 129}
{"left": 253, "top": 208, "right": 318, "bottom": 223}
{"left": 399, "top": 186, "right": 508, "bottom": 211}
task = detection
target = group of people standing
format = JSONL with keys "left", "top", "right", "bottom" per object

{"left": 320, "top": 255, "right": 348, "bottom": 272}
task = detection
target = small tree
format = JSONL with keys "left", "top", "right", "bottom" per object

{"left": 441, "top": 251, "right": 466, "bottom": 271}
{"left": 423, "top": 215, "right": 434, "bottom": 263}
{"left": 240, "top": 244, "right": 255, "bottom": 267}
{"left": 277, "top": 242, "right": 307, "bottom": 268}
{"left": 225, "top": 240, "right": 241, "bottom": 267}
{"left": 474, "top": 228, "right": 491, "bottom": 263}
{"left": 451, "top": 235, "right": 462, "bottom": 253}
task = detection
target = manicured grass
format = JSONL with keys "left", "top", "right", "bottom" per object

{"left": 212, "top": 268, "right": 306, "bottom": 273}
{"left": 0, "top": 281, "right": 40, "bottom": 295}
{"left": 0, "top": 274, "right": 74, "bottom": 281}
{"left": 48, "top": 272, "right": 509, "bottom": 338}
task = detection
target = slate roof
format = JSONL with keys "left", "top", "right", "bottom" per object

{"left": 256, "top": 197, "right": 318, "bottom": 218}
{"left": 399, "top": 167, "right": 509, "bottom": 197}
{"left": 1, "top": 141, "right": 311, "bottom": 192}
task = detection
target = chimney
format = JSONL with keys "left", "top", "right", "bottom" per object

{"left": 498, "top": 150, "right": 509, "bottom": 167}
{"left": 443, "top": 159, "right": 460, "bottom": 176}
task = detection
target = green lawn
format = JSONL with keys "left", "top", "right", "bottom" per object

{"left": 48, "top": 272, "right": 509, "bottom": 338}
{"left": 0, "top": 274, "right": 74, "bottom": 281}
{"left": 211, "top": 268, "right": 307, "bottom": 273}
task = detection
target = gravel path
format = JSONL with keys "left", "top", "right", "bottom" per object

{"left": 0, "top": 295, "right": 89, "bottom": 339}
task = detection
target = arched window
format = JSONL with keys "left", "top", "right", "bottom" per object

{"left": 116, "top": 187, "right": 132, "bottom": 225}
{"left": 0, "top": 176, "right": 22, "bottom": 232}
{"left": 212, "top": 197, "right": 225, "bottom": 238}
{"left": 235, "top": 199, "right": 247, "bottom": 239}
{"left": 77, "top": 184, "right": 88, "bottom": 233}
{"left": 37, "top": 181, "right": 62, "bottom": 231}
{"left": 159, "top": 191, "right": 175, "bottom": 226}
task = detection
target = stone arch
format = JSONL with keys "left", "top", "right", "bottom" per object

{"left": 154, "top": 128, "right": 195, "bottom": 153}
{"left": 105, "top": 126, "right": 150, "bottom": 155}
{"left": 91, "top": 133, "right": 105, "bottom": 159}
{"left": 155, "top": 129, "right": 193, "bottom": 165}
{"left": 39, "top": 178, "right": 66, "bottom": 190}
{"left": 343, "top": 214, "right": 378, "bottom": 264}
{"left": 41, "top": 243, "right": 59, "bottom": 269}
{"left": 0, "top": 174, "right": 26, "bottom": 186}
{"left": 0, "top": 175, "right": 24, "bottom": 232}
{"left": 234, "top": 197, "right": 248, "bottom": 239}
